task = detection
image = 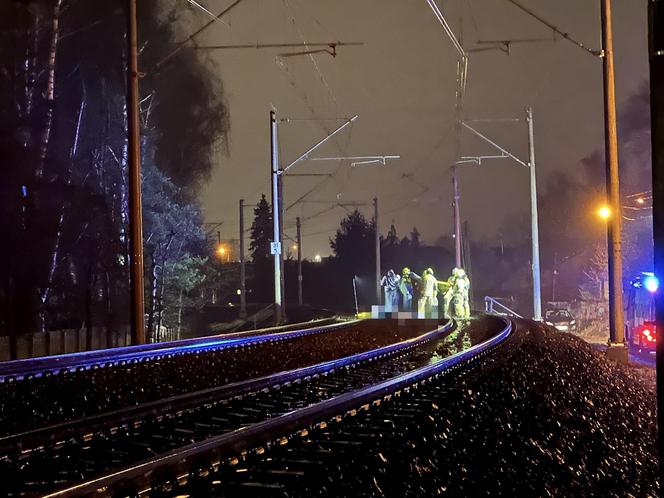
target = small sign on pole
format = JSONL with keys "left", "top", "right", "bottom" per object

{"left": 270, "top": 241, "right": 282, "bottom": 255}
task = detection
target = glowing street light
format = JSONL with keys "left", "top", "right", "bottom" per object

{"left": 216, "top": 244, "right": 230, "bottom": 262}
{"left": 598, "top": 206, "right": 611, "bottom": 220}
{"left": 314, "top": 254, "right": 322, "bottom": 263}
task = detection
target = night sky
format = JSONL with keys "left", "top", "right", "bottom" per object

{"left": 184, "top": 0, "right": 648, "bottom": 257}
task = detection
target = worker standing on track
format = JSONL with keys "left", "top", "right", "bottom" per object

{"left": 443, "top": 268, "right": 458, "bottom": 319}
{"left": 402, "top": 267, "right": 422, "bottom": 312}
{"left": 418, "top": 268, "right": 438, "bottom": 317}
{"left": 453, "top": 268, "right": 471, "bottom": 318}
{"left": 380, "top": 269, "right": 400, "bottom": 311}
{"left": 399, "top": 268, "right": 414, "bottom": 311}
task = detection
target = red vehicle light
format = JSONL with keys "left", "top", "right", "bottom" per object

{"left": 638, "top": 324, "right": 657, "bottom": 344}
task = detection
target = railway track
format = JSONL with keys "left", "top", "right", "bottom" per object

{"left": 3, "top": 316, "right": 511, "bottom": 498}
{"left": 1, "top": 319, "right": 455, "bottom": 497}
{"left": 2, "top": 318, "right": 412, "bottom": 436}
{"left": 0, "top": 317, "right": 342, "bottom": 382}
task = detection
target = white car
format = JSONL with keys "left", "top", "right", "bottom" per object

{"left": 544, "top": 309, "right": 577, "bottom": 333}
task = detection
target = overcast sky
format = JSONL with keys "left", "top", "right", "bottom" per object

{"left": 185, "top": 0, "right": 648, "bottom": 257}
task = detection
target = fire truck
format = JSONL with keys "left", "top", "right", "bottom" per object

{"left": 625, "top": 272, "right": 658, "bottom": 354}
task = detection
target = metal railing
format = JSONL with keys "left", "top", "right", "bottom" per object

{"left": 484, "top": 296, "right": 523, "bottom": 318}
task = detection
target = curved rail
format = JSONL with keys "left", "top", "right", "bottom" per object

{"left": 1, "top": 319, "right": 453, "bottom": 454}
{"left": 0, "top": 317, "right": 345, "bottom": 382}
{"left": 44, "top": 317, "right": 511, "bottom": 498}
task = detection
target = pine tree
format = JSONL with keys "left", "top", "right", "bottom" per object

{"left": 249, "top": 194, "right": 273, "bottom": 263}
{"left": 330, "top": 210, "right": 374, "bottom": 277}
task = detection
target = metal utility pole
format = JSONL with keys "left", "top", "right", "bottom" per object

{"left": 601, "top": 0, "right": 625, "bottom": 347}
{"left": 127, "top": 0, "right": 145, "bottom": 345}
{"left": 454, "top": 19, "right": 467, "bottom": 270}
{"left": 296, "top": 217, "right": 303, "bottom": 305}
{"left": 526, "top": 107, "right": 542, "bottom": 321}
{"left": 452, "top": 168, "right": 463, "bottom": 267}
{"left": 279, "top": 169, "right": 286, "bottom": 319}
{"left": 647, "top": 0, "right": 664, "bottom": 467}
{"left": 270, "top": 110, "right": 282, "bottom": 324}
{"left": 239, "top": 199, "right": 246, "bottom": 318}
{"left": 374, "top": 197, "right": 381, "bottom": 304}
{"left": 452, "top": 58, "right": 467, "bottom": 269}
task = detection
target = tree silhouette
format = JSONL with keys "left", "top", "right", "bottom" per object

{"left": 250, "top": 195, "right": 272, "bottom": 263}
{"left": 249, "top": 194, "right": 273, "bottom": 301}
{"left": 384, "top": 224, "right": 399, "bottom": 248}
{"left": 330, "top": 210, "right": 375, "bottom": 278}
{"left": 0, "top": 0, "right": 229, "bottom": 355}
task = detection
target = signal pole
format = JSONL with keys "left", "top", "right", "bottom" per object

{"left": 127, "top": 0, "right": 145, "bottom": 345}
{"left": 601, "top": 0, "right": 625, "bottom": 352}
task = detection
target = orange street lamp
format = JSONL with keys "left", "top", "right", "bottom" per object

{"left": 216, "top": 244, "right": 230, "bottom": 262}
{"left": 598, "top": 206, "right": 611, "bottom": 220}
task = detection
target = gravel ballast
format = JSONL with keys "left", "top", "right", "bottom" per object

{"left": 450, "top": 321, "right": 659, "bottom": 496}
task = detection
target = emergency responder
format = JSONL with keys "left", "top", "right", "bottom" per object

{"left": 443, "top": 268, "right": 458, "bottom": 319}
{"left": 399, "top": 267, "right": 414, "bottom": 311}
{"left": 454, "top": 268, "right": 471, "bottom": 318}
{"left": 380, "top": 269, "right": 400, "bottom": 311}
{"left": 402, "top": 267, "right": 422, "bottom": 312}
{"left": 418, "top": 268, "right": 438, "bottom": 317}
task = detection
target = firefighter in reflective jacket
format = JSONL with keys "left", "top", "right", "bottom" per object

{"left": 442, "top": 270, "right": 457, "bottom": 319}
{"left": 418, "top": 268, "right": 438, "bottom": 316}
{"left": 454, "top": 268, "right": 471, "bottom": 318}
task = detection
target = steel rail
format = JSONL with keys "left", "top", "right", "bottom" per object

{"left": 45, "top": 317, "right": 511, "bottom": 498}
{"left": 1, "top": 319, "right": 452, "bottom": 454}
{"left": 0, "top": 317, "right": 345, "bottom": 382}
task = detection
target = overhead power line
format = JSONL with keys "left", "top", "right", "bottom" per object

{"left": 504, "top": 0, "right": 600, "bottom": 57}
{"left": 468, "top": 37, "right": 556, "bottom": 55}
{"left": 425, "top": 0, "right": 466, "bottom": 58}
{"left": 153, "top": 0, "right": 247, "bottom": 72}
{"left": 196, "top": 41, "right": 364, "bottom": 58}
{"left": 185, "top": 0, "right": 229, "bottom": 26}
